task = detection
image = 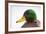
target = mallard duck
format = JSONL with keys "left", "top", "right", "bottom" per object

{"left": 16, "top": 9, "right": 40, "bottom": 27}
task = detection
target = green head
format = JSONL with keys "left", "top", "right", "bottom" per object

{"left": 24, "top": 9, "right": 37, "bottom": 22}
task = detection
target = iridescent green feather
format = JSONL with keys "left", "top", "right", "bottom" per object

{"left": 24, "top": 9, "right": 37, "bottom": 21}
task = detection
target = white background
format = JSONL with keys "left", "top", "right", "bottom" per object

{"left": 0, "top": 0, "right": 46, "bottom": 34}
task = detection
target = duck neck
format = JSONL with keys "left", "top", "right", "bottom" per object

{"left": 27, "top": 20, "right": 34, "bottom": 24}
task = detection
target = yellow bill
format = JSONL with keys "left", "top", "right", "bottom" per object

{"left": 16, "top": 16, "right": 26, "bottom": 23}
